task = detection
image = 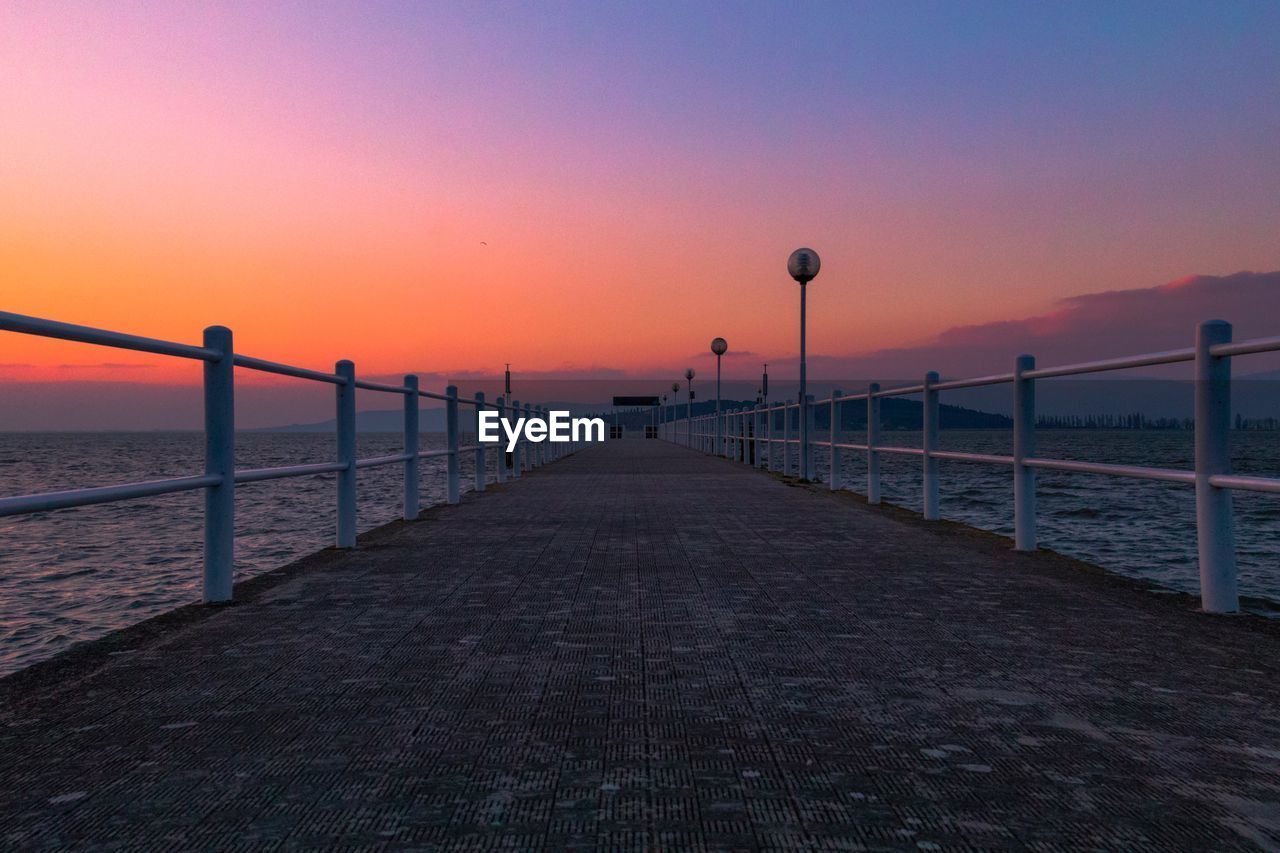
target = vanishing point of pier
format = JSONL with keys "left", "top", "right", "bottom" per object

{"left": 3, "top": 439, "right": 1279, "bottom": 850}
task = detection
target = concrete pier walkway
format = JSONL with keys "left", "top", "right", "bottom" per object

{"left": 3, "top": 439, "right": 1280, "bottom": 850}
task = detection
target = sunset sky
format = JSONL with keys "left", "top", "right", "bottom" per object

{"left": 2, "top": 1, "right": 1279, "bottom": 427}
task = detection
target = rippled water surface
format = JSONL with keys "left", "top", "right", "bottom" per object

{"left": 801, "top": 430, "right": 1278, "bottom": 606}
{"left": 0, "top": 432, "right": 478, "bottom": 676}
{"left": 1, "top": 430, "right": 1278, "bottom": 676}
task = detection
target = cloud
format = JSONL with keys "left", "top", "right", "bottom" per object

{"left": 789, "top": 271, "right": 1280, "bottom": 380}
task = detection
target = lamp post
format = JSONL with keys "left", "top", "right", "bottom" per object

{"left": 685, "top": 368, "right": 695, "bottom": 448}
{"left": 787, "top": 248, "right": 821, "bottom": 480}
{"left": 670, "top": 382, "right": 679, "bottom": 442}
{"left": 711, "top": 338, "right": 727, "bottom": 455}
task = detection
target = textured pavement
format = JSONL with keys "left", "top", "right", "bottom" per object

{"left": 3, "top": 438, "right": 1280, "bottom": 850}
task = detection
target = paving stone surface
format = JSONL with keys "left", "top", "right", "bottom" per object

{"left": 3, "top": 439, "right": 1280, "bottom": 850}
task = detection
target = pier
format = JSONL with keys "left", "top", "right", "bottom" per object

{"left": 4, "top": 438, "right": 1280, "bottom": 849}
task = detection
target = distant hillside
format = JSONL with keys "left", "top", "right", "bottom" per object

{"left": 605, "top": 399, "right": 1010, "bottom": 431}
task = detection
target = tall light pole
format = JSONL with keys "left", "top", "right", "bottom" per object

{"left": 711, "top": 337, "right": 727, "bottom": 455}
{"left": 787, "top": 248, "right": 821, "bottom": 479}
{"left": 685, "top": 368, "right": 695, "bottom": 447}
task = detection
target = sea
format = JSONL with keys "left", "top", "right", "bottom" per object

{"left": 0, "top": 429, "right": 1277, "bottom": 677}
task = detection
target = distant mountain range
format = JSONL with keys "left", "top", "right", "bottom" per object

{"left": 254, "top": 398, "right": 1009, "bottom": 432}
{"left": 252, "top": 402, "right": 601, "bottom": 433}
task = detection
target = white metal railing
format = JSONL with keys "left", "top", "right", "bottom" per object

{"left": 0, "top": 311, "right": 582, "bottom": 603}
{"left": 660, "top": 320, "right": 1280, "bottom": 613}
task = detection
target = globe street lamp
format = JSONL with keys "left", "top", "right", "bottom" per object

{"left": 788, "top": 248, "right": 821, "bottom": 479}
{"left": 685, "top": 368, "right": 696, "bottom": 447}
{"left": 711, "top": 337, "right": 727, "bottom": 455}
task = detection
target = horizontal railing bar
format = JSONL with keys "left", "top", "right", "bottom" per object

{"left": 1023, "top": 457, "right": 1195, "bottom": 484}
{"left": 877, "top": 445, "right": 926, "bottom": 457}
{"left": 1209, "top": 474, "right": 1280, "bottom": 494}
{"left": 1025, "top": 348, "right": 1195, "bottom": 380}
{"left": 353, "top": 379, "right": 411, "bottom": 394}
{"left": 874, "top": 384, "right": 925, "bottom": 397}
{"left": 932, "top": 372, "right": 1016, "bottom": 392}
{"left": 418, "top": 449, "right": 454, "bottom": 459}
{"left": 355, "top": 453, "right": 413, "bottom": 469}
{"left": 1212, "top": 336, "right": 1280, "bottom": 358}
{"left": 233, "top": 355, "right": 345, "bottom": 385}
{"left": 418, "top": 390, "right": 450, "bottom": 402}
{"left": 456, "top": 444, "right": 482, "bottom": 453}
{"left": 235, "top": 461, "right": 347, "bottom": 483}
{"left": 0, "top": 474, "right": 221, "bottom": 517}
{"left": 0, "top": 311, "right": 220, "bottom": 362}
{"left": 834, "top": 393, "right": 870, "bottom": 403}
{"left": 930, "top": 450, "right": 1015, "bottom": 465}
{"left": 834, "top": 442, "right": 869, "bottom": 451}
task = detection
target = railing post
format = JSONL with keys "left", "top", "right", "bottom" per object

{"left": 829, "top": 390, "right": 842, "bottom": 491}
{"left": 495, "top": 396, "right": 508, "bottom": 482}
{"left": 782, "top": 404, "right": 791, "bottom": 475}
{"left": 1195, "top": 320, "right": 1238, "bottom": 613}
{"left": 755, "top": 404, "right": 764, "bottom": 469}
{"left": 202, "top": 325, "right": 234, "bottom": 603}
{"left": 867, "top": 383, "right": 881, "bottom": 504}
{"left": 538, "top": 405, "right": 547, "bottom": 466}
{"left": 803, "top": 394, "right": 814, "bottom": 479}
{"left": 524, "top": 403, "right": 534, "bottom": 469}
{"left": 1013, "top": 356, "right": 1036, "bottom": 550}
{"left": 404, "top": 375, "right": 420, "bottom": 520}
{"left": 335, "top": 360, "right": 357, "bottom": 547}
{"left": 739, "top": 409, "right": 746, "bottom": 462}
{"left": 767, "top": 405, "right": 775, "bottom": 471}
{"left": 446, "top": 385, "right": 460, "bottom": 504}
{"left": 922, "top": 371, "right": 940, "bottom": 520}
{"left": 529, "top": 404, "right": 538, "bottom": 466}
{"left": 474, "top": 392, "right": 486, "bottom": 492}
